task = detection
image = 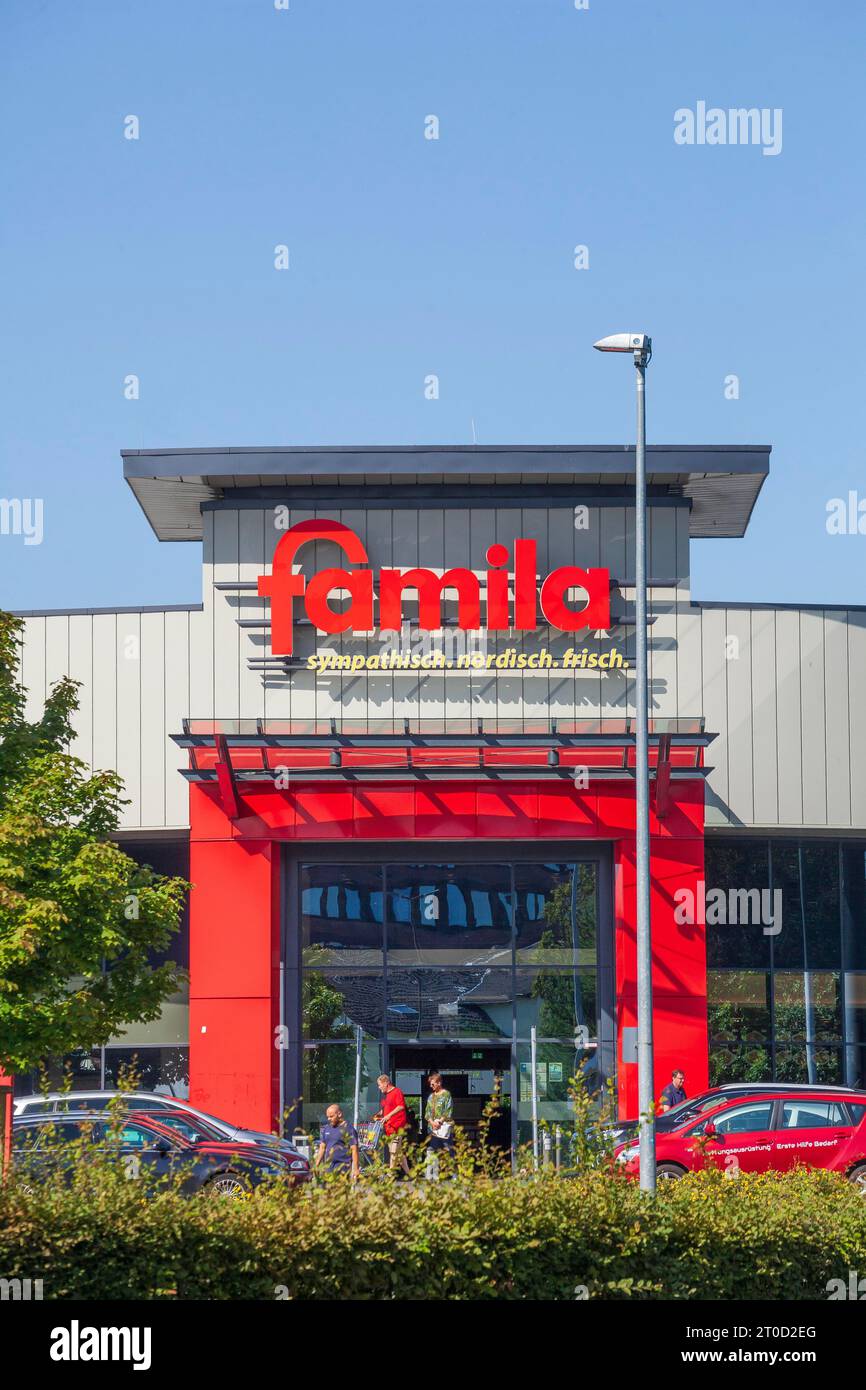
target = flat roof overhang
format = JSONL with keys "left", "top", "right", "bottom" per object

{"left": 173, "top": 718, "right": 714, "bottom": 820}
{"left": 123, "top": 444, "right": 770, "bottom": 542}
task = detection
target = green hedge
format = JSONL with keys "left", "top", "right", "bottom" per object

{"left": 1, "top": 1168, "right": 864, "bottom": 1300}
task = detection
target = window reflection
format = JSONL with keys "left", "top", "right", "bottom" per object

{"left": 302, "top": 972, "right": 383, "bottom": 1040}
{"left": 386, "top": 864, "right": 512, "bottom": 966}
{"left": 301, "top": 864, "right": 384, "bottom": 966}
{"left": 514, "top": 863, "right": 597, "bottom": 966}
{"left": 385, "top": 969, "right": 513, "bottom": 1039}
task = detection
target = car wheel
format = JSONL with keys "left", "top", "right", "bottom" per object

{"left": 656, "top": 1163, "right": 687, "bottom": 1181}
{"left": 205, "top": 1172, "right": 250, "bottom": 1198}
{"left": 847, "top": 1164, "right": 866, "bottom": 1195}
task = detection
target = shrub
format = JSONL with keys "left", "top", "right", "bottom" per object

{"left": 1, "top": 1164, "right": 864, "bottom": 1300}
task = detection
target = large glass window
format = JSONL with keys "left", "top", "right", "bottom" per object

{"left": 771, "top": 842, "right": 840, "bottom": 970}
{"left": 842, "top": 845, "right": 866, "bottom": 971}
{"left": 706, "top": 837, "right": 866, "bottom": 1088}
{"left": 704, "top": 841, "right": 770, "bottom": 968}
{"left": 103, "top": 1046, "right": 189, "bottom": 1098}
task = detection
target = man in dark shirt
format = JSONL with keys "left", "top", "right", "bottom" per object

{"left": 658, "top": 1069, "right": 687, "bottom": 1113}
{"left": 315, "top": 1104, "right": 360, "bottom": 1180}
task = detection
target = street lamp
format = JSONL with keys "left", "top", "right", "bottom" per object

{"left": 593, "top": 330, "right": 656, "bottom": 1194}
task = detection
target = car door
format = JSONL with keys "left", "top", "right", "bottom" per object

{"left": 694, "top": 1099, "right": 776, "bottom": 1175}
{"left": 102, "top": 1120, "right": 178, "bottom": 1186}
{"left": 771, "top": 1099, "right": 855, "bottom": 1174}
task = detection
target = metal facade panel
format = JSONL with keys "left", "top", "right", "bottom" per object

{"left": 19, "top": 615, "right": 46, "bottom": 724}
{"left": 848, "top": 610, "right": 866, "bottom": 828}
{"left": 724, "top": 607, "right": 755, "bottom": 826}
{"left": 139, "top": 611, "right": 166, "bottom": 828}
{"left": 212, "top": 509, "right": 240, "bottom": 725}
{"left": 164, "top": 609, "right": 191, "bottom": 827}
{"left": 749, "top": 608, "right": 780, "bottom": 827}
{"left": 115, "top": 612, "right": 142, "bottom": 829}
{"left": 700, "top": 607, "right": 730, "bottom": 825}
{"left": 68, "top": 614, "right": 94, "bottom": 774}
{"left": 675, "top": 605, "right": 704, "bottom": 729}
{"left": 239, "top": 507, "right": 266, "bottom": 722}
{"left": 92, "top": 613, "right": 118, "bottom": 788}
{"left": 189, "top": 512, "right": 215, "bottom": 721}
{"left": 44, "top": 613, "right": 69, "bottom": 701}
{"left": 799, "top": 609, "right": 828, "bottom": 827}
{"left": 824, "top": 609, "right": 852, "bottom": 827}
{"left": 775, "top": 608, "right": 804, "bottom": 826}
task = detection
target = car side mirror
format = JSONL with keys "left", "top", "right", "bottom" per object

{"left": 704, "top": 1121, "right": 718, "bottom": 1139}
{"left": 153, "top": 1137, "right": 172, "bottom": 1154}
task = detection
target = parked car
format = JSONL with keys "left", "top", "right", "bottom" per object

{"left": 12, "top": 1109, "right": 309, "bottom": 1195}
{"left": 12, "top": 1090, "right": 307, "bottom": 1165}
{"left": 605, "top": 1081, "right": 866, "bottom": 1147}
{"left": 614, "top": 1089, "right": 866, "bottom": 1188}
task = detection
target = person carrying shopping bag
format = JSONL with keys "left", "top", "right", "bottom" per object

{"left": 425, "top": 1072, "right": 454, "bottom": 1180}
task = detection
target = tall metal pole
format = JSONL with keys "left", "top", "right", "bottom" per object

{"left": 530, "top": 1024, "right": 539, "bottom": 1170}
{"left": 352, "top": 1025, "right": 363, "bottom": 1130}
{"left": 634, "top": 348, "right": 656, "bottom": 1193}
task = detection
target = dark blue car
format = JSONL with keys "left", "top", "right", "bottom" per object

{"left": 12, "top": 1110, "right": 309, "bottom": 1196}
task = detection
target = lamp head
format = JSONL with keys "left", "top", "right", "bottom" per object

{"left": 593, "top": 333, "right": 652, "bottom": 366}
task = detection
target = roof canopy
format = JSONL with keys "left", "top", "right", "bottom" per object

{"left": 122, "top": 444, "right": 770, "bottom": 542}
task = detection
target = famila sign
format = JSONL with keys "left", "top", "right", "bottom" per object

{"left": 258, "top": 519, "right": 611, "bottom": 656}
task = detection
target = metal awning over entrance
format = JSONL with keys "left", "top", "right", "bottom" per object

{"left": 173, "top": 717, "right": 714, "bottom": 819}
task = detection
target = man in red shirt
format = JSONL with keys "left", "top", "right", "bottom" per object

{"left": 375, "top": 1073, "right": 411, "bottom": 1175}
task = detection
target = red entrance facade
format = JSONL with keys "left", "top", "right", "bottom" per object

{"left": 183, "top": 724, "right": 711, "bottom": 1127}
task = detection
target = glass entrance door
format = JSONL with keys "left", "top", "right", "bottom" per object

{"left": 290, "top": 848, "right": 614, "bottom": 1154}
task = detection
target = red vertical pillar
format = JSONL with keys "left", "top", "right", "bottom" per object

{"left": 614, "top": 782, "right": 708, "bottom": 1119}
{"left": 0, "top": 1068, "right": 12, "bottom": 1178}
{"left": 188, "top": 787, "right": 280, "bottom": 1132}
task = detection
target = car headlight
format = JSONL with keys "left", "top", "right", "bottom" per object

{"left": 617, "top": 1143, "right": 639, "bottom": 1164}
{"left": 289, "top": 1159, "right": 309, "bottom": 1171}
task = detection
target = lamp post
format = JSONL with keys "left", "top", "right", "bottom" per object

{"left": 593, "top": 332, "right": 656, "bottom": 1193}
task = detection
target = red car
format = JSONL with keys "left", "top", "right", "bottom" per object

{"left": 615, "top": 1090, "right": 866, "bottom": 1189}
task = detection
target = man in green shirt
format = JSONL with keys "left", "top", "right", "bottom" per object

{"left": 425, "top": 1071, "right": 454, "bottom": 1180}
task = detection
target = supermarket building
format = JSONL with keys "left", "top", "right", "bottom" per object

{"left": 13, "top": 446, "right": 866, "bottom": 1143}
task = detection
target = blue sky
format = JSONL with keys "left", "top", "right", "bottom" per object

{"left": 1, "top": 0, "right": 864, "bottom": 609}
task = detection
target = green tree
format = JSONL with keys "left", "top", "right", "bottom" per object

{"left": 0, "top": 612, "right": 188, "bottom": 1074}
